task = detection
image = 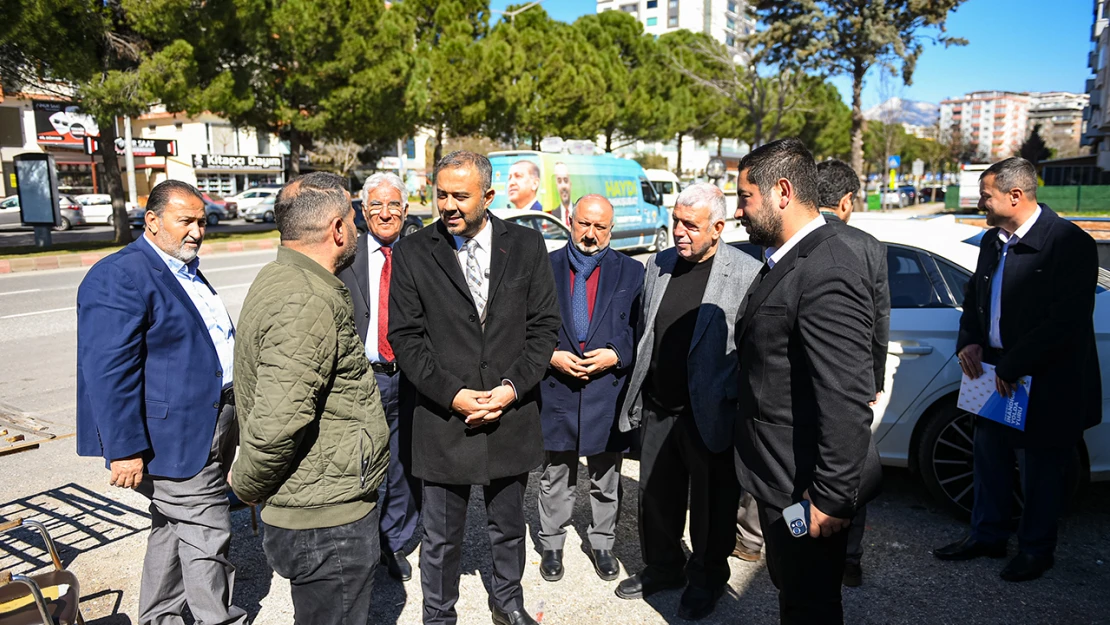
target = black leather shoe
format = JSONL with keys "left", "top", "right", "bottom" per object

{"left": 842, "top": 562, "right": 863, "bottom": 587}
{"left": 381, "top": 550, "right": 412, "bottom": 581}
{"left": 491, "top": 608, "right": 540, "bottom": 625}
{"left": 590, "top": 549, "right": 620, "bottom": 581}
{"left": 614, "top": 569, "right": 686, "bottom": 600}
{"left": 539, "top": 549, "right": 563, "bottom": 582}
{"left": 677, "top": 585, "right": 725, "bottom": 621}
{"left": 1000, "top": 552, "right": 1054, "bottom": 582}
{"left": 933, "top": 536, "right": 1007, "bottom": 561}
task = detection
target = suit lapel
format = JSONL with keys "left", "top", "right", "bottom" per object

{"left": 644, "top": 251, "right": 677, "bottom": 336}
{"left": 486, "top": 216, "right": 514, "bottom": 306}
{"left": 430, "top": 220, "right": 474, "bottom": 304}
{"left": 585, "top": 250, "right": 620, "bottom": 345}
{"left": 738, "top": 226, "right": 837, "bottom": 339}
{"left": 351, "top": 233, "right": 371, "bottom": 311}
{"left": 689, "top": 247, "right": 732, "bottom": 354}
{"left": 552, "top": 248, "right": 578, "bottom": 350}
{"left": 136, "top": 238, "right": 216, "bottom": 351}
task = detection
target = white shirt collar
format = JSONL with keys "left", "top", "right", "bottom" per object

{"left": 997, "top": 205, "right": 1042, "bottom": 243}
{"left": 764, "top": 214, "right": 826, "bottom": 268}
{"left": 366, "top": 233, "right": 395, "bottom": 254}
{"left": 453, "top": 215, "right": 493, "bottom": 252}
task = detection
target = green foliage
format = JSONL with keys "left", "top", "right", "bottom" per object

{"left": 1020, "top": 125, "right": 1053, "bottom": 165}
{"left": 632, "top": 152, "right": 669, "bottom": 171}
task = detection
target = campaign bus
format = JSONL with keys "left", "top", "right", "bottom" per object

{"left": 487, "top": 151, "right": 670, "bottom": 252}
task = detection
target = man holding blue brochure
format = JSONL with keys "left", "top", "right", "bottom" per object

{"left": 933, "top": 157, "right": 1102, "bottom": 582}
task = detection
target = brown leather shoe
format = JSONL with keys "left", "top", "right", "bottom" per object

{"left": 731, "top": 541, "right": 762, "bottom": 562}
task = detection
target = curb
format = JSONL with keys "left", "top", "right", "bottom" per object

{"left": 0, "top": 237, "right": 279, "bottom": 274}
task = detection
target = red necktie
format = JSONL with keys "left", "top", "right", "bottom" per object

{"left": 378, "top": 246, "right": 394, "bottom": 362}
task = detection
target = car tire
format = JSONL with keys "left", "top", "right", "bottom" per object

{"left": 106, "top": 214, "right": 114, "bottom": 227}
{"left": 207, "top": 212, "right": 219, "bottom": 226}
{"left": 56, "top": 216, "right": 72, "bottom": 231}
{"left": 264, "top": 210, "right": 275, "bottom": 223}
{"left": 651, "top": 227, "right": 669, "bottom": 252}
{"left": 402, "top": 220, "right": 420, "bottom": 237}
{"left": 915, "top": 400, "right": 1087, "bottom": 520}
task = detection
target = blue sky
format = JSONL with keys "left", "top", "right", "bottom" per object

{"left": 488, "top": 0, "right": 1096, "bottom": 108}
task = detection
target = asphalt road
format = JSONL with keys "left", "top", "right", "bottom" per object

{"left": 1, "top": 233, "right": 1109, "bottom": 624}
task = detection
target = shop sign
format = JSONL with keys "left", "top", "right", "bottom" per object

{"left": 33, "top": 101, "right": 99, "bottom": 147}
{"left": 84, "top": 136, "right": 178, "bottom": 157}
{"left": 192, "top": 154, "right": 283, "bottom": 171}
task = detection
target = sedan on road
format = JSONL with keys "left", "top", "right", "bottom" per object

{"left": 0, "top": 195, "right": 87, "bottom": 230}
{"left": 724, "top": 214, "right": 1110, "bottom": 517}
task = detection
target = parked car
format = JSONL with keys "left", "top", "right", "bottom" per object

{"left": 351, "top": 198, "right": 426, "bottom": 238}
{"left": 918, "top": 185, "right": 947, "bottom": 203}
{"left": 0, "top": 194, "right": 86, "bottom": 230}
{"left": 229, "top": 187, "right": 279, "bottom": 211}
{"left": 241, "top": 195, "right": 277, "bottom": 223}
{"left": 723, "top": 214, "right": 1110, "bottom": 518}
{"left": 201, "top": 193, "right": 237, "bottom": 223}
{"left": 491, "top": 208, "right": 570, "bottom": 253}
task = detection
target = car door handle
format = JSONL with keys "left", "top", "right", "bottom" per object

{"left": 889, "top": 342, "right": 933, "bottom": 355}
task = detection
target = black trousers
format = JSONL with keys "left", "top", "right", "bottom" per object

{"left": 420, "top": 474, "right": 528, "bottom": 625}
{"left": 844, "top": 505, "right": 867, "bottom": 566}
{"left": 639, "top": 399, "right": 741, "bottom": 590}
{"left": 758, "top": 502, "right": 848, "bottom": 625}
{"left": 263, "top": 506, "right": 380, "bottom": 625}
{"left": 375, "top": 371, "right": 422, "bottom": 554}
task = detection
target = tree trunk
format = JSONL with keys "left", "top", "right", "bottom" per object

{"left": 532, "top": 134, "right": 540, "bottom": 151}
{"left": 289, "top": 126, "right": 301, "bottom": 178}
{"left": 716, "top": 137, "right": 722, "bottom": 156}
{"left": 98, "top": 120, "right": 132, "bottom": 245}
{"left": 433, "top": 125, "right": 444, "bottom": 181}
{"left": 605, "top": 130, "right": 613, "bottom": 153}
{"left": 675, "top": 132, "right": 684, "bottom": 175}
{"left": 850, "top": 61, "right": 867, "bottom": 212}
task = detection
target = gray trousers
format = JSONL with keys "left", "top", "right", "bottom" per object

{"left": 736, "top": 490, "right": 764, "bottom": 552}
{"left": 136, "top": 402, "right": 247, "bottom": 625}
{"left": 538, "top": 450, "right": 623, "bottom": 551}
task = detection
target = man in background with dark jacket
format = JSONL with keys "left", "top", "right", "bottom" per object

{"left": 933, "top": 157, "right": 1101, "bottom": 582}
{"left": 232, "top": 172, "right": 390, "bottom": 625}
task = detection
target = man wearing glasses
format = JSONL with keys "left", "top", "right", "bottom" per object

{"left": 339, "top": 172, "right": 422, "bottom": 582}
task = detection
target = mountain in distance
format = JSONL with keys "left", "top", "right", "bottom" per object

{"left": 864, "top": 97, "right": 940, "bottom": 127}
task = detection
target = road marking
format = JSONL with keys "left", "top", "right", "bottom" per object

{"left": 0, "top": 306, "right": 75, "bottom": 319}
{"left": 0, "top": 286, "right": 77, "bottom": 297}
{"left": 216, "top": 282, "right": 254, "bottom": 290}
{"left": 203, "top": 262, "right": 269, "bottom": 273}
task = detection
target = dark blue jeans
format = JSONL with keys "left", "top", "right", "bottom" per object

{"left": 970, "top": 419, "right": 1069, "bottom": 556}
{"left": 263, "top": 506, "right": 380, "bottom": 625}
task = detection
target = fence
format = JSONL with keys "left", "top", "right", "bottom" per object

{"left": 943, "top": 185, "right": 1110, "bottom": 212}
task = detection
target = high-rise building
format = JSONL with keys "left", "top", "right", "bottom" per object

{"left": 596, "top": 0, "right": 754, "bottom": 61}
{"left": 1082, "top": 0, "right": 1110, "bottom": 171}
{"left": 939, "top": 91, "right": 1032, "bottom": 162}
{"left": 1028, "top": 91, "right": 1089, "bottom": 159}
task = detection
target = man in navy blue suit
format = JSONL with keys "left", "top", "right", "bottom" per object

{"left": 77, "top": 180, "right": 247, "bottom": 624}
{"left": 537, "top": 195, "right": 644, "bottom": 584}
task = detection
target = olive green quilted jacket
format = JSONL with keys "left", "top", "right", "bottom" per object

{"left": 231, "top": 246, "right": 389, "bottom": 530}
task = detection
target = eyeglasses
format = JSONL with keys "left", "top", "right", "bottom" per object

{"left": 368, "top": 201, "right": 404, "bottom": 216}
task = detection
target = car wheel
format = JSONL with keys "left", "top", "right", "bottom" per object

{"left": 56, "top": 216, "right": 72, "bottom": 231}
{"left": 402, "top": 221, "right": 420, "bottom": 237}
{"left": 207, "top": 212, "right": 219, "bottom": 226}
{"left": 264, "top": 210, "right": 275, "bottom": 223}
{"left": 914, "top": 401, "right": 1087, "bottom": 520}
{"left": 106, "top": 214, "right": 114, "bottom": 227}
{"left": 651, "top": 227, "right": 669, "bottom": 252}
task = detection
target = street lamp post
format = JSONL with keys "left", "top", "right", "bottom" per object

{"left": 491, "top": 0, "right": 547, "bottom": 24}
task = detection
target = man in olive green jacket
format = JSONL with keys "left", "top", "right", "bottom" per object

{"left": 232, "top": 172, "right": 390, "bottom": 625}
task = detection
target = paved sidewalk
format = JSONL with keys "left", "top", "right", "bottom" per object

{"left": 0, "top": 237, "right": 278, "bottom": 274}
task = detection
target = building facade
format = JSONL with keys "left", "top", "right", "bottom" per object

{"left": 597, "top": 0, "right": 754, "bottom": 62}
{"left": 1082, "top": 0, "right": 1110, "bottom": 171}
{"left": 1028, "top": 91, "right": 1089, "bottom": 159}
{"left": 939, "top": 91, "right": 1031, "bottom": 162}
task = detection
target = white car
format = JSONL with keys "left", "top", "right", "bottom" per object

{"left": 723, "top": 214, "right": 1110, "bottom": 516}
{"left": 230, "top": 187, "right": 279, "bottom": 210}
{"left": 241, "top": 195, "right": 277, "bottom": 223}
{"left": 73, "top": 194, "right": 115, "bottom": 225}
{"left": 492, "top": 208, "right": 570, "bottom": 253}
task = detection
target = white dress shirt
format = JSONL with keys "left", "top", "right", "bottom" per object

{"left": 989, "top": 206, "right": 1042, "bottom": 349}
{"left": 452, "top": 216, "right": 493, "bottom": 307}
{"left": 143, "top": 235, "right": 235, "bottom": 382}
{"left": 364, "top": 235, "right": 393, "bottom": 363}
{"left": 764, "top": 214, "right": 827, "bottom": 269}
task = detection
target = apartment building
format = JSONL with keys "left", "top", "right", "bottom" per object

{"left": 1082, "top": 0, "right": 1110, "bottom": 171}
{"left": 596, "top": 0, "right": 754, "bottom": 61}
{"left": 939, "top": 91, "right": 1031, "bottom": 162}
{"left": 1028, "top": 91, "right": 1088, "bottom": 159}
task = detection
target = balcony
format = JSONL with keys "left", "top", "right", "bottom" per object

{"left": 1088, "top": 78, "right": 1098, "bottom": 93}
{"left": 1092, "top": 50, "right": 1100, "bottom": 70}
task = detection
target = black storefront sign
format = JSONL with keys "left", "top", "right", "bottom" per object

{"left": 33, "top": 100, "right": 99, "bottom": 148}
{"left": 84, "top": 136, "right": 179, "bottom": 158}
{"left": 192, "top": 154, "right": 283, "bottom": 171}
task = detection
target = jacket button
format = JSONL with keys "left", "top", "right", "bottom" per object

{"left": 612, "top": 380, "right": 619, "bottom": 386}
{"left": 216, "top": 370, "right": 222, "bottom": 377}
{"left": 365, "top": 312, "right": 370, "bottom": 318}
{"left": 481, "top": 361, "right": 488, "bottom": 369}
{"left": 212, "top": 402, "right": 220, "bottom": 409}
{"left": 469, "top": 314, "right": 477, "bottom": 322}
{"left": 620, "top": 312, "right": 627, "bottom": 319}
{"left": 549, "top": 381, "right": 555, "bottom": 388}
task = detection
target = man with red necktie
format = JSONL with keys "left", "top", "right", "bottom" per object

{"left": 339, "top": 172, "right": 422, "bottom": 582}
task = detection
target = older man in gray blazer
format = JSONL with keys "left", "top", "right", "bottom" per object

{"left": 614, "top": 183, "right": 761, "bottom": 621}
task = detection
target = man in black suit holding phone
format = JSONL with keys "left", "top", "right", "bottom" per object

{"left": 933, "top": 157, "right": 1101, "bottom": 582}
{"left": 733, "top": 139, "right": 882, "bottom": 624}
